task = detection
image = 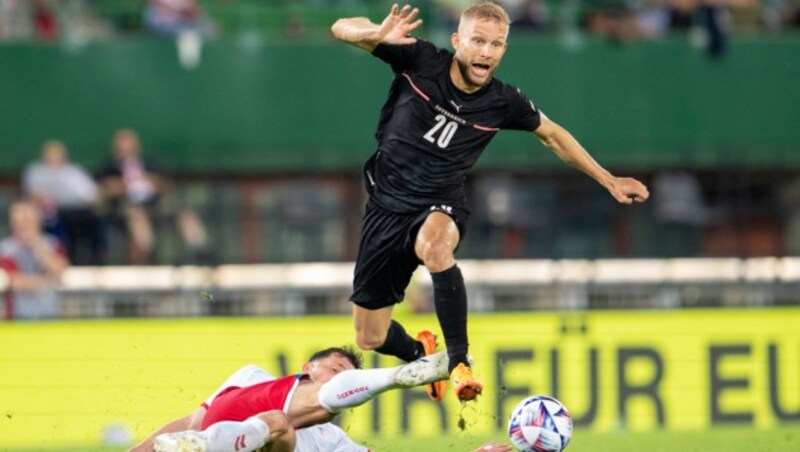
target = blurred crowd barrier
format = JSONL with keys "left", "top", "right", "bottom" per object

{"left": 2, "top": 257, "right": 799, "bottom": 320}
{"left": 1, "top": 168, "right": 796, "bottom": 265}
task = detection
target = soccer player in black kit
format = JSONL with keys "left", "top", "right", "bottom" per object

{"left": 331, "top": 2, "right": 650, "bottom": 402}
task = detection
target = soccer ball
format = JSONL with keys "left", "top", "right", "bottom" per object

{"left": 507, "top": 395, "right": 573, "bottom": 452}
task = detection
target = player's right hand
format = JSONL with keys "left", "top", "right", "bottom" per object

{"left": 607, "top": 176, "right": 649, "bottom": 205}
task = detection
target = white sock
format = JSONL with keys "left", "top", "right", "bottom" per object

{"left": 204, "top": 416, "right": 270, "bottom": 452}
{"left": 317, "top": 367, "right": 400, "bottom": 413}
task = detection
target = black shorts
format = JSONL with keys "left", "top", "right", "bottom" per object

{"left": 350, "top": 201, "right": 469, "bottom": 310}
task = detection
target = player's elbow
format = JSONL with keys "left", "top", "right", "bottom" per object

{"left": 330, "top": 20, "right": 343, "bottom": 39}
{"left": 330, "top": 19, "right": 349, "bottom": 40}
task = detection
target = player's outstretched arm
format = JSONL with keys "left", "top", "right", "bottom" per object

{"left": 533, "top": 113, "right": 649, "bottom": 205}
{"left": 331, "top": 3, "right": 422, "bottom": 52}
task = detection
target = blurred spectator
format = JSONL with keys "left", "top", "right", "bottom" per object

{"left": 669, "top": 0, "right": 727, "bottom": 57}
{"left": 143, "top": 0, "right": 213, "bottom": 38}
{"left": 499, "top": 0, "right": 551, "bottom": 31}
{"left": 727, "top": 0, "right": 765, "bottom": 32}
{"left": 651, "top": 170, "right": 709, "bottom": 257}
{"left": 630, "top": 0, "right": 671, "bottom": 38}
{"left": 698, "top": 1, "right": 727, "bottom": 57}
{"left": 583, "top": 0, "right": 641, "bottom": 43}
{"left": 99, "top": 128, "right": 162, "bottom": 265}
{"left": 0, "top": 0, "right": 60, "bottom": 41}
{"left": 99, "top": 128, "right": 208, "bottom": 265}
{"left": 669, "top": 0, "right": 698, "bottom": 30}
{"left": 22, "top": 140, "right": 104, "bottom": 266}
{"left": 0, "top": 0, "right": 34, "bottom": 39}
{"left": 33, "top": 0, "right": 58, "bottom": 40}
{"left": 143, "top": 0, "right": 214, "bottom": 68}
{"left": 0, "top": 200, "right": 69, "bottom": 320}
{"left": 767, "top": 0, "right": 800, "bottom": 28}
{"left": 778, "top": 176, "right": 800, "bottom": 255}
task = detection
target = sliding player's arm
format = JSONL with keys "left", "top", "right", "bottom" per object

{"left": 127, "top": 407, "right": 205, "bottom": 452}
{"left": 331, "top": 3, "right": 422, "bottom": 52}
{"left": 533, "top": 113, "right": 649, "bottom": 205}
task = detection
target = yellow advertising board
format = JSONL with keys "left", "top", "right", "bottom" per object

{"left": 0, "top": 309, "right": 798, "bottom": 448}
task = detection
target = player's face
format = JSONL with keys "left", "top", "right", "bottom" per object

{"left": 304, "top": 353, "right": 355, "bottom": 383}
{"left": 451, "top": 17, "right": 508, "bottom": 92}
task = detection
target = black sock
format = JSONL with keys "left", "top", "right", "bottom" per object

{"left": 374, "top": 320, "right": 425, "bottom": 363}
{"left": 431, "top": 264, "right": 469, "bottom": 372}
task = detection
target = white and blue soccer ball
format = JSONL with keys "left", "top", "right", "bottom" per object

{"left": 508, "top": 395, "right": 573, "bottom": 452}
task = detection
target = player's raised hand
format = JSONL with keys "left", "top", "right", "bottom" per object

{"left": 377, "top": 4, "right": 423, "bottom": 45}
{"left": 607, "top": 176, "right": 649, "bottom": 204}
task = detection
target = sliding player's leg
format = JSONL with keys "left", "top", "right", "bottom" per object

{"left": 317, "top": 350, "right": 449, "bottom": 413}
{"left": 154, "top": 411, "right": 295, "bottom": 452}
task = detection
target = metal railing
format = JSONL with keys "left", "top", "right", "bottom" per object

{"left": 3, "top": 257, "right": 799, "bottom": 319}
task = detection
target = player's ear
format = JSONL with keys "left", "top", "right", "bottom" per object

{"left": 302, "top": 362, "right": 312, "bottom": 374}
{"left": 451, "top": 32, "right": 459, "bottom": 50}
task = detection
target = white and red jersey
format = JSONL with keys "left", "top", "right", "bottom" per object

{"left": 201, "top": 365, "right": 369, "bottom": 451}
{"left": 201, "top": 373, "right": 307, "bottom": 429}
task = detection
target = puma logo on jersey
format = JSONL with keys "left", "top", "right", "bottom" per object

{"left": 449, "top": 100, "right": 462, "bottom": 113}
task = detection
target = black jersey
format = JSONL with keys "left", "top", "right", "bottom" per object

{"left": 364, "top": 39, "right": 541, "bottom": 213}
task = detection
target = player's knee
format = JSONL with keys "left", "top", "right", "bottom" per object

{"left": 257, "top": 410, "right": 292, "bottom": 439}
{"left": 418, "top": 241, "right": 454, "bottom": 273}
{"left": 257, "top": 411, "right": 296, "bottom": 451}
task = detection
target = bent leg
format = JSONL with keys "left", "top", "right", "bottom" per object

{"left": 353, "top": 305, "right": 425, "bottom": 363}
{"left": 352, "top": 304, "right": 394, "bottom": 350}
{"left": 155, "top": 411, "right": 293, "bottom": 452}
{"left": 415, "top": 212, "right": 469, "bottom": 370}
{"left": 255, "top": 411, "right": 296, "bottom": 452}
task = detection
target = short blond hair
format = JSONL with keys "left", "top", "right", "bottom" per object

{"left": 461, "top": 1, "right": 511, "bottom": 26}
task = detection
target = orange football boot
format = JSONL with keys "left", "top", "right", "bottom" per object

{"left": 450, "top": 362, "right": 483, "bottom": 401}
{"left": 415, "top": 330, "right": 447, "bottom": 402}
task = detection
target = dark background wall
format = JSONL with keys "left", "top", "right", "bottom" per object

{"left": 2, "top": 35, "right": 798, "bottom": 174}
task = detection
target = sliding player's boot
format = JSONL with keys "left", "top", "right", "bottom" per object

{"left": 392, "top": 350, "right": 449, "bottom": 387}
{"left": 415, "top": 330, "right": 446, "bottom": 402}
{"left": 154, "top": 431, "right": 208, "bottom": 452}
{"left": 450, "top": 362, "right": 483, "bottom": 401}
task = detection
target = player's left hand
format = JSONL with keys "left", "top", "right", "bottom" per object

{"left": 607, "top": 176, "right": 649, "bottom": 205}
{"left": 472, "top": 442, "right": 513, "bottom": 452}
{"left": 377, "top": 4, "right": 423, "bottom": 45}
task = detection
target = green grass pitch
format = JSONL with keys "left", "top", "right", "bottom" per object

{"left": 355, "top": 426, "right": 800, "bottom": 452}
{"left": 6, "top": 426, "right": 799, "bottom": 451}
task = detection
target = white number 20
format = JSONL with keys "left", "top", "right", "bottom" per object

{"left": 423, "top": 114, "right": 458, "bottom": 149}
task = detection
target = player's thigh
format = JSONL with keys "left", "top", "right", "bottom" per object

{"left": 351, "top": 203, "right": 420, "bottom": 309}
